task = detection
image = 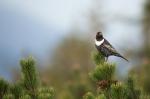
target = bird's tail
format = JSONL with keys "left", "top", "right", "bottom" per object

{"left": 115, "top": 54, "right": 129, "bottom": 62}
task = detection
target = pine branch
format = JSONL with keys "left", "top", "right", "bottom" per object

{"left": 126, "top": 76, "right": 141, "bottom": 99}
{"left": 20, "top": 56, "right": 40, "bottom": 98}
{"left": 37, "top": 87, "right": 55, "bottom": 99}
{"left": 89, "top": 63, "right": 115, "bottom": 82}
{"left": 10, "top": 84, "right": 24, "bottom": 98}
{"left": 3, "top": 94, "right": 15, "bottom": 99}
{"left": 0, "top": 78, "right": 10, "bottom": 98}
{"left": 83, "top": 92, "right": 95, "bottom": 99}
{"left": 0, "top": 56, "right": 54, "bottom": 99}
{"left": 111, "top": 82, "right": 127, "bottom": 99}
{"left": 83, "top": 51, "right": 143, "bottom": 99}
{"left": 92, "top": 52, "right": 105, "bottom": 65}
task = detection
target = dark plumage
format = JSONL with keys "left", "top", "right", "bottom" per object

{"left": 95, "top": 32, "right": 128, "bottom": 61}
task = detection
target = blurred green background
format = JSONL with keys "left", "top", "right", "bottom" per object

{"left": 0, "top": 0, "right": 150, "bottom": 98}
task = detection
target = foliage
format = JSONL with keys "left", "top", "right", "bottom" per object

{"left": 0, "top": 57, "right": 54, "bottom": 99}
{"left": 83, "top": 52, "right": 143, "bottom": 99}
{"left": 41, "top": 37, "right": 95, "bottom": 99}
{"left": 128, "top": 0, "right": 150, "bottom": 97}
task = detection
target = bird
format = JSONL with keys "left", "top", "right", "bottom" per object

{"left": 95, "top": 32, "right": 128, "bottom": 61}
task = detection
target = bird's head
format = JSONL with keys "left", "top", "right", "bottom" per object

{"left": 96, "top": 32, "right": 103, "bottom": 41}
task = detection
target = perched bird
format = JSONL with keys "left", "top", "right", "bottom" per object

{"left": 95, "top": 32, "right": 128, "bottom": 61}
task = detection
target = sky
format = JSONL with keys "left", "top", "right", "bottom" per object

{"left": 0, "top": 0, "right": 145, "bottom": 79}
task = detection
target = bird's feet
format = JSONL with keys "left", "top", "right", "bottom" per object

{"left": 105, "top": 57, "right": 108, "bottom": 62}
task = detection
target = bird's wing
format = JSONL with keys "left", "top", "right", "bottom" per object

{"left": 104, "top": 39, "right": 113, "bottom": 47}
{"left": 104, "top": 44, "right": 118, "bottom": 54}
{"left": 104, "top": 39, "right": 129, "bottom": 61}
{"left": 103, "top": 39, "right": 118, "bottom": 54}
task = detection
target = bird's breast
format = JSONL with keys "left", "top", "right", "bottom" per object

{"left": 95, "top": 39, "right": 104, "bottom": 46}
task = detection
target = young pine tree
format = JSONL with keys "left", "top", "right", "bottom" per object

{"left": 83, "top": 52, "right": 141, "bottom": 99}
{"left": 0, "top": 56, "right": 54, "bottom": 99}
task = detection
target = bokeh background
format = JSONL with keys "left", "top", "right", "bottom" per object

{"left": 0, "top": 0, "right": 150, "bottom": 98}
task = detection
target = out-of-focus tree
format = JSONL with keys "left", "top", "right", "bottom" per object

{"left": 129, "top": 0, "right": 150, "bottom": 95}
{"left": 41, "top": 35, "right": 95, "bottom": 99}
{"left": 142, "top": 0, "right": 150, "bottom": 60}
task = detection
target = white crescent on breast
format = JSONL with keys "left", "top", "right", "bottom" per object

{"left": 95, "top": 39, "right": 104, "bottom": 46}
